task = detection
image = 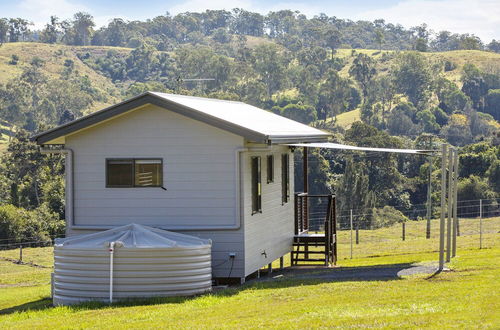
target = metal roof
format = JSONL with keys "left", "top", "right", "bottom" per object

{"left": 287, "top": 142, "right": 438, "bottom": 155}
{"left": 33, "top": 92, "right": 330, "bottom": 145}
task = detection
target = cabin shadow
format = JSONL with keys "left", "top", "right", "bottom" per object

{"left": 0, "top": 261, "right": 437, "bottom": 315}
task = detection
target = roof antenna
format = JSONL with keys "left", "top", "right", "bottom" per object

{"left": 176, "top": 76, "right": 215, "bottom": 93}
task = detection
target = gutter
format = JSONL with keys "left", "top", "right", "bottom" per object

{"left": 41, "top": 148, "right": 74, "bottom": 231}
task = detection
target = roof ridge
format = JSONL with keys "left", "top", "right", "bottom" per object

{"left": 150, "top": 91, "right": 246, "bottom": 105}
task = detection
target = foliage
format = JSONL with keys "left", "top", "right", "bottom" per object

{"left": 371, "top": 206, "right": 409, "bottom": 229}
{"left": 392, "top": 52, "right": 434, "bottom": 108}
{"left": 0, "top": 204, "right": 64, "bottom": 243}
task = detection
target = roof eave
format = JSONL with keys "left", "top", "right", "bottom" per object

{"left": 268, "top": 135, "right": 331, "bottom": 144}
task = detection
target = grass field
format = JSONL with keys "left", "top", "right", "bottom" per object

{"left": 0, "top": 217, "right": 498, "bottom": 329}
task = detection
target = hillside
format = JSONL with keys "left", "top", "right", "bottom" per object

{"left": 0, "top": 43, "right": 124, "bottom": 112}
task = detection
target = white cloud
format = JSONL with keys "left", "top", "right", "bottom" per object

{"left": 19, "top": 0, "right": 89, "bottom": 28}
{"left": 355, "top": 0, "right": 500, "bottom": 41}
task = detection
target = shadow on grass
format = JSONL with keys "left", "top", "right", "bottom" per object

{"left": 0, "top": 261, "right": 435, "bottom": 315}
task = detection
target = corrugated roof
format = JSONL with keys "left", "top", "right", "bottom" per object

{"left": 151, "top": 92, "right": 329, "bottom": 140}
{"left": 33, "top": 92, "right": 330, "bottom": 144}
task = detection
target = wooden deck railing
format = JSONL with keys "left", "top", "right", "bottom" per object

{"left": 294, "top": 193, "right": 337, "bottom": 265}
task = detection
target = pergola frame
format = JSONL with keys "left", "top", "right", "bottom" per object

{"left": 287, "top": 142, "right": 459, "bottom": 271}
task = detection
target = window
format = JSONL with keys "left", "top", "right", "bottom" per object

{"left": 281, "top": 153, "right": 289, "bottom": 204}
{"left": 106, "top": 159, "right": 162, "bottom": 187}
{"left": 251, "top": 156, "right": 262, "bottom": 214}
{"left": 267, "top": 155, "right": 274, "bottom": 183}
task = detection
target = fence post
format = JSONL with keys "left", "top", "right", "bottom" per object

{"left": 446, "top": 148, "right": 453, "bottom": 263}
{"left": 19, "top": 245, "right": 23, "bottom": 263}
{"left": 479, "top": 199, "right": 483, "bottom": 249}
{"left": 402, "top": 222, "right": 406, "bottom": 241}
{"left": 452, "top": 149, "right": 459, "bottom": 257}
{"left": 439, "top": 144, "right": 447, "bottom": 271}
{"left": 355, "top": 216, "right": 359, "bottom": 245}
{"left": 350, "top": 209, "right": 353, "bottom": 259}
{"left": 426, "top": 145, "right": 432, "bottom": 239}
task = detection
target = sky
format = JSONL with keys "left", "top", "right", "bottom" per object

{"left": 1, "top": 0, "right": 499, "bottom": 41}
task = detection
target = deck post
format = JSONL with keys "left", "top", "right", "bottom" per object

{"left": 279, "top": 256, "right": 284, "bottom": 270}
{"left": 268, "top": 263, "right": 272, "bottom": 275}
{"left": 303, "top": 147, "right": 309, "bottom": 231}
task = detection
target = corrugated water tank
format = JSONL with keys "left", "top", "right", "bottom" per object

{"left": 53, "top": 223, "right": 212, "bottom": 306}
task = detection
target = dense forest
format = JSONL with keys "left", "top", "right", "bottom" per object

{"left": 0, "top": 10, "right": 499, "bottom": 241}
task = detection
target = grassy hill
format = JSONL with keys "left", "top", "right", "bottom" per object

{"left": 0, "top": 43, "right": 123, "bottom": 112}
{"left": 335, "top": 48, "right": 500, "bottom": 85}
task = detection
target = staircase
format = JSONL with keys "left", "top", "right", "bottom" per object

{"left": 291, "top": 193, "right": 337, "bottom": 266}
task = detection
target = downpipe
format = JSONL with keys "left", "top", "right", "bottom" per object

{"left": 109, "top": 241, "right": 115, "bottom": 304}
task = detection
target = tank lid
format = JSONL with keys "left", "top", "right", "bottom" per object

{"left": 55, "top": 224, "right": 211, "bottom": 248}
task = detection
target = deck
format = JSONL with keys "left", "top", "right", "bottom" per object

{"left": 291, "top": 193, "right": 337, "bottom": 266}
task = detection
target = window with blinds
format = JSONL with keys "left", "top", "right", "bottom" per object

{"left": 106, "top": 159, "right": 162, "bottom": 187}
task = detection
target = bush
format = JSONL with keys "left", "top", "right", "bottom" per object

{"left": 8, "top": 54, "right": 19, "bottom": 65}
{"left": 0, "top": 204, "right": 65, "bottom": 244}
{"left": 372, "top": 206, "right": 409, "bottom": 229}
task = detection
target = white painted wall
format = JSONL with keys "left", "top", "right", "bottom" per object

{"left": 65, "top": 104, "right": 246, "bottom": 277}
{"left": 242, "top": 146, "right": 294, "bottom": 277}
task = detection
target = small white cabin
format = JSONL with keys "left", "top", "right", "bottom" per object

{"left": 34, "top": 92, "right": 331, "bottom": 282}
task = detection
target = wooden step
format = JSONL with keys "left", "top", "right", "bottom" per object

{"left": 292, "top": 258, "right": 328, "bottom": 262}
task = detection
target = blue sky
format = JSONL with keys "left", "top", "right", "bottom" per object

{"left": 1, "top": 0, "right": 499, "bottom": 41}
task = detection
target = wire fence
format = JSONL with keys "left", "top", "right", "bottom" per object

{"left": 307, "top": 198, "right": 499, "bottom": 260}
{"left": 0, "top": 199, "right": 498, "bottom": 265}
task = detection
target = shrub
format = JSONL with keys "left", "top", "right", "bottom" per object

{"left": 372, "top": 206, "right": 409, "bottom": 229}
{"left": 0, "top": 204, "right": 64, "bottom": 244}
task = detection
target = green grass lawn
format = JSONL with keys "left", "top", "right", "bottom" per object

{"left": 0, "top": 219, "right": 498, "bottom": 329}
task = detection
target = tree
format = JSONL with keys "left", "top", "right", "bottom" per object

{"left": 375, "top": 28, "right": 384, "bottom": 52}
{"left": 105, "top": 18, "right": 127, "bottom": 46}
{"left": 40, "top": 16, "right": 59, "bottom": 43}
{"left": 349, "top": 53, "right": 377, "bottom": 99}
{"left": 392, "top": 52, "right": 433, "bottom": 108}
{"left": 279, "top": 103, "right": 317, "bottom": 124}
{"left": 8, "top": 18, "right": 30, "bottom": 42}
{"left": 322, "top": 26, "right": 341, "bottom": 60}
{"left": 484, "top": 89, "right": 500, "bottom": 120}
{"left": 459, "top": 34, "right": 482, "bottom": 50}
{"left": 72, "top": 12, "right": 95, "bottom": 46}
{"left": 0, "top": 18, "right": 8, "bottom": 43}
{"left": 317, "top": 70, "right": 351, "bottom": 119}
{"left": 252, "top": 43, "right": 288, "bottom": 97}
{"left": 461, "top": 64, "right": 488, "bottom": 110}
{"left": 487, "top": 39, "right": 500, "bottom": 53}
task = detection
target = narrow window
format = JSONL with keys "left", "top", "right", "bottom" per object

{"left": 106, "top": 158, "right": 163, "bottom": 188}
{"left": 281, "top": 153, "right": 289, "bottom": 204}
{"left": 251, "top": 156, "right": 262, "bottom": 214}
{"left": 267, "top": 155, "right": 274, "bottom": 183}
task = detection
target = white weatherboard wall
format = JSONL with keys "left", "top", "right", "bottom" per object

{"left": 65, "top": 104, "right": 246, "bottom": 278}
{"left": 242, "top": 146, "right": 294, "bottom": 276}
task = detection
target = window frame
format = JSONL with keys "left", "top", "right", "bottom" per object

{"left": 266, "top": 154, "right": 274, "bottom": 184}
{"left": 281, "top": 153, "right": 290, "bottom": 204}
{"left": 251, "top": 156, "right": 262, "bottom": 215}
{"left": 106, "top": 158, "right": 163, "bottom": 188}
